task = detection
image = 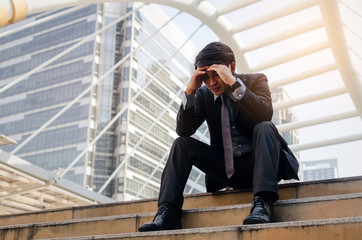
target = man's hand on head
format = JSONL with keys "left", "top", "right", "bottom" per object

{"left": 207, "top": 64, "right": 236, "bottom": 86}
{"left": 186, "top": 66, "right": 209, "bottom": 95}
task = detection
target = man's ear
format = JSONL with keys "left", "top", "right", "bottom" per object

{"left": 230, "top": 62, "right": 236, "bottom": 75}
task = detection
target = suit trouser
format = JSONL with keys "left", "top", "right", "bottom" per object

{"left": 158, "top": 121, "right": 281, "bottom": 210}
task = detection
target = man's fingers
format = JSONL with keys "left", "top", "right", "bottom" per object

{"left": 196, "top": 66, "right": 209, "bottom": 71}
{"left": 208, "top": 64, "right": 227, "bottom": 71}
{"left": 194, "top": 69, "right": 208, "bottom": 79}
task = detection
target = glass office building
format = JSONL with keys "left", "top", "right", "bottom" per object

{"left": 302, "top": 159, "right": 339, "bottom": 181}
{"left": 271, "top": 88, "right": 299, "bottom": 146}
{"left": 0, "top": 2, "right": 300, "bottom": 200}
{"left": 0, "top": 3, "right": 207, "bottom": 200}
{"left": 0, "top": 5, "right": 99, "bottom": 187}
{"left": 271, "top": 88, "right": 300, "bottom": 180}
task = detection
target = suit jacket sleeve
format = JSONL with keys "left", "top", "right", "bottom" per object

{"left": 233, "top": 73, "right": 273, "bottom": 125}
{"left": 176, "top": 88, "right": 206, "bottom": 137}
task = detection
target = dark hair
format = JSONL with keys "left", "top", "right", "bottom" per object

{"left": 194, "top": 42, "right": 235, "bottom": 69}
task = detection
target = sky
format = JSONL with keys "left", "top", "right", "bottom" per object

{"left": 158, "top": 1, "right": 362, "bottom": 178}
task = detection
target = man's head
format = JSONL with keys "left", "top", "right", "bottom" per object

{"left": 195, "top": 42, "right": 236, "bottom": 95}
{"left": 194, "top": 42, "right": 235, "bottom": 69}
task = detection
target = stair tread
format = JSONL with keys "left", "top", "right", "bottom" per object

{"left": 1, "top": 177, "right": 361, "bottom": 240}
{"left": 1, "top": 176, "right": 361, "bottom": 223}
{"left": 39, "top": 217, "right": 362, "bottom": 240}
{"left": 1, "top": 192, "right": 360, "bottom": 229}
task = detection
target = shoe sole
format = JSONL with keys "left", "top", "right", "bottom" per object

{"left": 243, "top": 217, "right": 270, "bottom": 225}
{"left": 138, "top": 226, "right": 182, "bottom": 232}
{"left": 138, "top": 226, "right": 157, "bottom": 232}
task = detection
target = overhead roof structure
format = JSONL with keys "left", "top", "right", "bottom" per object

{"left": 0, "top": 134, "right": 17, "bottom": 146}
{"left": 0, "top": 0, "right": 361, "bottom": 213}
{"left": 0, "top": 149, "right": 116, "bottom": 214}
{"left": 1, "top": 0, "right": 360, "bottom": 142}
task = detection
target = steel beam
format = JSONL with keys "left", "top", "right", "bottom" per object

{"left": 244, "top": 19, "right": 324, "bottom": 52}
{"left": 8, "top": 6, "right": 143, "bottom": 155}
{"left": 277, "top": 110, "right": 359, "bottom": 133}
{"left": 216, "top": 0, "right": 261, "bottom": 16}
{"left": 98, "top": 21, "right": 204, "bottom": 194}
{"left": 0, "top": 0, "right": 27, "bottom": 27}
{"left": 0, "top": 6, "right": 86, "bottom": 38}
{"left": 273, "top": 87, "right": 347, "bottom": 110}
{"left": 251, "top": 40, "right": 330, "bottom": 72}
{"left": 290, "top": 133, "right": 362, "bottom": 151}
{"left": 231, "top": 0, "right": 317, "bottom": 33}
{"left": 319, "top": 0, "right": 362, "bottom": 118}
{"left": 269, "top": 62, "right": 337, "bottom": 89}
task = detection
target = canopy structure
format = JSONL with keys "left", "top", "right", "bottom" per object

{"left": 0, "top": 0, "right": 361, "bottom": 213}
{"left": 1, "top": 0, "right": 361, "bottom": 139}
{"left": 0, "top": 149, "right": 115, "bottom": 214}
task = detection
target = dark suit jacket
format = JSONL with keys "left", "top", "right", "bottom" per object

{"left": 176, "top": 73, "right": 299, "bottom": 192}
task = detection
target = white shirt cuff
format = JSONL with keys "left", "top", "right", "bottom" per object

{"left": 232, "top": 77, "right": 246, "bottom": 101}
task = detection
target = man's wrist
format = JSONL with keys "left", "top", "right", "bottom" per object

{"left": 183, "top": 92, "right": 195, "bottom": 109}
{"left": 227, "top": 76, "right": 237, "bottom": 87}
{"left": 185, "top": 88, "right": 196, "bottom": 95}
{"left": 230, "top": 80, "right": 241, "bottom": 91}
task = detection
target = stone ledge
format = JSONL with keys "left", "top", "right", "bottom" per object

{"left": 1, "top": 176, "right": 360, "bottom": 222}
{"left": 39, "top": 217, "right": 362, "bottom": 240}
{"left": 1, "top": 192, "right": 360, "bottom": 230}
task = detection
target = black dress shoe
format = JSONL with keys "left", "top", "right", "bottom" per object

{"left": 243, "top": 196, "right": 273, "bottom": 225}
{"left": 138, "top": 203, "right": 182, "bottom": 232}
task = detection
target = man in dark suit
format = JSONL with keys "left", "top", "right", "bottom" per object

{"left": 139, "top": 42, "right": 299, "bottom": 232}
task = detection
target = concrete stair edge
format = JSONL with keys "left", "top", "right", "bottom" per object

{"left": 1, "top": 192, "right": 360, "bottom": 230}
{"left": 39, "top": 217, "right": 362, "bottom": 240}
{"left": 1, "top": 176, "right": 361, "bottom": 220}
{"left": 186, "top": 192, "right": 362, "bottom": 213}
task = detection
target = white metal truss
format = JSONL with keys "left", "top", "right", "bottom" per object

{"left": 1, "top": 0, "right": 359, "bottom": 151}
{"left": 0, "top": 0, "right": 361, "bottom": 212}
{"left": 0, "top": 134, "right": 17, "bottom": 146}
{"left": 0, "top": 149, "right": 115, "bottom": 214}
{"left": 98, "top": 21, "right": 205, "bottom": 194}
{"left": 7, "top": 5, "right": 143, "bottom": 155}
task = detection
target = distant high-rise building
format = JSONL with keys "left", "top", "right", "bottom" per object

{"left": 271, "top": 88, "right": 299, "bottom": 146}
{"left": 302, "top": 159, "right": 339, "bottom": 181}
{"left": 271, "top": 88, "right": 300, "bottom": 180}
{"left": 0, "top": 3, "right": 207, "bottom": 201}
{"left": 0, "top": 3, "right": 303, "bottom": 201}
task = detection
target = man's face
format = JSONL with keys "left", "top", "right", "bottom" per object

{"left": 198, "top": 67, "right": 231, "bottom": 95}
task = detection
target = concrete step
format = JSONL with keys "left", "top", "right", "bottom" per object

{"left": 40, "top": 217, "right": 362, "bottom": 240}
{"left": 0, "top": 193, "right": 360, "bottom": 240}
{"left": 0, "top": 176, "right": 361, "bottom": 226}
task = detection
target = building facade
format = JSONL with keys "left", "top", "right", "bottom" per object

{"left": 271, "top": 88, "right": 299, "bottom": 147}
{"left": 0, "top": 2, "right": 301, "bottom": 201}
{"left": 0, "top": 3, "right": 207, "bottom": 201}
{"left": 271, "top": 88, "right": 300, "bottom": 181}
{"left": 0, "top": 5, "right": 100, "bottom": 188}
{"left": 301, "top": 159, "right": 339, "bottom": 181}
